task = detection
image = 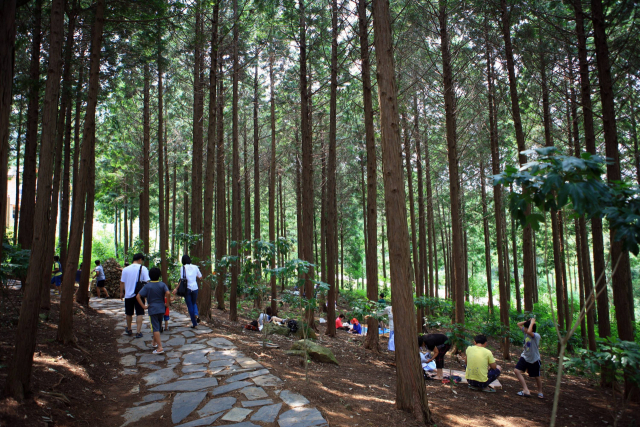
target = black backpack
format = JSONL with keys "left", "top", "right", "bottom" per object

{"left": 287, "top": 319, "right": 298, "bottom": 334}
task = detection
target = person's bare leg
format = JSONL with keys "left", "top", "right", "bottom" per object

{"left": 514, "top": 368, "right": 530, "bottom": 394}
{"left": 126, "top": 315, "right": 133, "bottom": 331}
{"left": 536, "top": 376, "right": 542, "bottom": 394}
{"left": 136, "top": 315, "right": 143, "bottom": 334}
{"left": 436, "top": 368, "right": 443, "bottom": 380}
{"left": 154, "top": 331, "right": 163, "bottom": 352}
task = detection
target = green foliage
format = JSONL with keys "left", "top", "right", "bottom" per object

{"left": 565, "top": 338, "right": 640, "bottom": 387}
{"left": 1, "top": 240, "right": 30, "bottom": 281}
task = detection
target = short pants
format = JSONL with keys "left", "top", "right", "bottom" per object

{"left": 51, "top": 276, "right": 62, "bottom": 287}
{"left": 434, "top": 343, "right": 451, "bottom": 369}
{"left": 468, "top": 368, "right": 501, "bottom": 389}
{"left": 124, "top": 297, "right": 145, "bottom": 316}
{"left": 164, "top": 314, "right": 170, "bottom": 321}
{"left": 97, "top": 280, "right": 105, "bottom": 288}
{"left": 149, "top": 313, "right": 164, "bottom": 333}
{"left": 515, "top": 357, "right": 541, "bottom": 377}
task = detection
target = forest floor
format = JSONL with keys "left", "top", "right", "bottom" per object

{"left": 0, "top": 286, "right": 638, "bottom": 427}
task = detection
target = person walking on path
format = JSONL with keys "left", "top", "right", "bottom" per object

{"left": 136, "top": 267, "right": 170, "bottom": 354}
{"left": 514, "top": 317, "right": 543, "bottom": 398}
{"left": 93, "top": 260, "right": 109, "bottom": 298}
{"left": 51, "top": 256, "right": 63, "bottom": 295}
{"left": 120, "top": 253, "right": 150, "bottom": 338}
{"left": 172, "top": 255, "right": 202, "bottom": 328}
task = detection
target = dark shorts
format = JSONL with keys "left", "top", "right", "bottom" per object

{"left": 149, "top": 313, "right": 164, "bottom": 333}
{"left": 468, "top": 368, "right": 502, "bottom": 389}
{"left": 124, "top": 297, "right": 145, "bottom": 316}
{"left": 163, "top": 315, "right": 170, "bottom": 321}
{"left": 51, "top": 276, "right": 62, "bottom": 287}
{"left": 434, "top": 343, "right": 451, "bottom": 369}
{"left": 515, "top": 357, "right": 541, "bottom": 377}
{"left": 97, "top": 280, "right": 106, "bottom": 288}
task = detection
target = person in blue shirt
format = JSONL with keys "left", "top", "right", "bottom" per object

{"left": 350, "top": 318, "right": 362, "bottom": 335}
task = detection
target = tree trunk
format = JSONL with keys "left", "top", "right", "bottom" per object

{"left": 13, "top": 101, "right": 24, "bottom": 245}
{"left": 253, "top": 62, "right": 260, "bottom": 241}
{"left": 215, "top": 59, "right": 226, "bottom": 311}
{"left": 191, "top": 1, "right": 204, "bottom": 259}
{"left": 141, "top": 64, "right": 150, "bottom": 260}
{"left": 299, "top": 0, "right": 315, "bottom": 325}
{"left": 229, "top": 0, "right": 240, "bottom": 322}
{"left": 326, "top": 0, "right": 339, "bottom": 339}
{"left": 71, "top": 47, "right": 84, "bottom": 206}
{"left": 591, "top": 0, "right": 634, "bottom": 342}
{"left": 78, "top": 140, "right": 95, "bottom": 307}
{"left": 268, "top": 52, "right": 278, "bottom": 315}
{"left": 158, "top": 37, "right": 168, "bottom": 284}
{"left": 480, "top": 162, "right": 493, "bottom": 313}
{"left": 414, "top": 98, "right": 427, "bottom": 327}
{"left": 500, "top": 0, "right": 534, "bottom": 312}
{"left": 440, "top": 2, "right": 464, "bottom": 324}
{"left": 371, "top": 0, "right": 431, "bottom": 422}
{"left": 17, "top": 0, "right": 42, "bottom": 250}
{"left": 403, "top": 117, "right": 418, "bottom": 294}
{"left": 202, "top": 0, "right": 218, "bottom": 320}
{"left": 5, "top": 0, "right": 74, "bottom": 399}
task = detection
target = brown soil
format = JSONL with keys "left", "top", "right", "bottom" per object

{"left": 1, "top": 288, "right": 638, "bottom": 427}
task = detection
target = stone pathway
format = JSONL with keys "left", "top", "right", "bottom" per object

{"left": 91, "top": 298, "right": 328, "bottom": 427}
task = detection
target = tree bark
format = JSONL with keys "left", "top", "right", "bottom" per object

{"left": 591, "top": 0, "right": 634, "bottom": 342}
{"left": 141, "top": 64, "right": 150, "bottom": 260}
{"left": 229, "top": 0, "right": 240, "bottom": 322}
{"left": 480, "top": 162, "right": 493, "bottom": 313}
{"left": 500, "top": 0, "right": 534, "bottom": 312}
{"left": 191, "top": 1, "right": 204, "bottom": 258}
{"left": 371, "top": 0, "right": 431, "bottom": 422}
{"left": 269, "top": 52, "right": 278, "bottom": 315}
{"left": 439, "top": 1, "right": 464, "bottom": 324}
{"left": 5, "top": 0, "right": 73, "bottom": 399}
{"left": 158, "top": 36, "right": 167, "bottom": 284}
{"left": 18, "top": 0, "right": 42, "bottom": 250}
{"left": 202, "top": 0, "right": 218, "bottom": 320}
{"left": 299, "top": 0, "right": 315, "bottom": 325}
{"left": 215, "top": 63, "right": 226, "bottom": 310}
{"left": 13, "top": 101, "right": 24, "bottom": 245}
{"left": 326, "top": 0, "right": 339, "bottom": 339}
{"left": 78, "top": 138, "right": 95, "bottom": 308}
{"left": 253, "top": 62, "right": 260, "bottom": 240}
{"left": 414, "top": 98, "right": 427, "bottom": 326}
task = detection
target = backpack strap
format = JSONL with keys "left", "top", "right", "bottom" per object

{"left": 138, "top": 265, "right": 143, "bottom": 282}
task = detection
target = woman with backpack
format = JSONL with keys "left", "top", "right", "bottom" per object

{"left": 172, "top": 255, "right": 202, "bottom": 328}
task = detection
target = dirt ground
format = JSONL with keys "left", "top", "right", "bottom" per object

{"left": 0, "top": 287, "right": 638, "bottom": 427}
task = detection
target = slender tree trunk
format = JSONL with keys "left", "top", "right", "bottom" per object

{"left": 575, "top": 218, "right": 588, "bottom": 348}
{"left": 72, "top": 47, "right": 84, "bottom": 206}
{"left": 13, "top": 101, "right": 24, "bottom": 245}
{"left": 202, "top": 0, "right": 219, "bottom": 320}
{"left": 158, "top": 37, "right": 168, "bottom": 284}
{"left": 440, "top": 2, "right": 464, "bottom": 324}
{"left": 326, "top": 0, "right": 339, "bottom": 338}
{"left": 485, "top": 21, "right": 509, "bottom": 356}
{"left": 382, "top": 218, "right": 387, "bottom": 287}
{"left": 172, "top": 163, "right": 177, "bottom": 255}
{"left": 191, "top": 1, "right": 204, "bottom": 259}
{"left": 480, "top": 162, "right": 493, "bottom": 313}
{"left": 124, "top": 189, "right": 128, "bottom": 256}
{"left": 360, "top": 159, "right": 368, "bottom": 260}
{"left": 214, "top": 53, "right": 226, "bottom": 310}
{"left": 591, "top": 0, "right": 634, "bottom": 342}
{"left": 18, "top": 0, "right": 42, "bottom": 250}
{"left": 268, "top": 52, "right": 278, "bottom": 315}
{"left": 5, "top": 0, "right": 79, "bottom": 399}
{"left": 229, "top": 0, "right": 240, "bottom": 322}
{"left": 500, "top": 0, "right": 534, "bottom": 312}
{"left": 559, "top": 211, "right": 571, "bottom": 330}
{"left": 403, "top": 118, "right": 418, "bottom": 292}
{"left": 79, "top": 141, "right": 95, "bottom": 305}
{"left": 299, "top": 0, "right": 315, "bottom": 325}
{"left": 423, "top": 126, "right": 435, "bottom": 298}
{"left": 371, "top": 0, "right": 431, "bottom": 421}
{"left": 415, "top": 98, "right": 427, "bottom": 327}
{"left": 141, "top": 64, "right": 150, "bottom": 260}
{"left": 253, "top": 63, "right": 260, "bottom": 241}
{"left": 572, "top": 0, "right": 610, "bottom": 340}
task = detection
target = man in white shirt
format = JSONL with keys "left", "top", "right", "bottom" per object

{"left": 120, "top": 253, "right": 150, "bottom": 338}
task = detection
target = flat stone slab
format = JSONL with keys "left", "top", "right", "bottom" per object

{"left": 167, "top": 358, "right": 181, "bottom": 365}
{"left": 252, "top": 403, "right": 282, "bottom": 423}
{"left": 178, "top": 344, "right": 206, "bottom": 352}
{"left": 221, "top": 422, "right": 260, "bottom": 427}
{"left": 123, "top": 368, "right": 138, "bottom": 375}
{"left": 280, "top": 390, "right": 309, "bottom": 408}
{"left": 166, "top": 350, "right": 182, "bottom": 358}
{"left": 192, "top": 328, "right": 212, "bottom": 334}
{"left": 211, "top": 380, "right": 253, "bottom": 396}
{"left": 180, "top": 371, "right": 206, "bottom": 380}
{"left": 242, "top": 399, "right": 274, "bottom": 408}
{"left": 138, "top": 363, "right": 161, "bottom": 370}
{"left": 197, "top": 396, "right": 236, "bottom": 417}
{"left": 175, "top": 413, "right": 224, "bottom": 427}
{"left": 149, "top": 377, "right": 219, "bottom": 392}
{"left": 133, "top": 393, "right": 165, "bottom": 406}
{"left": 226, "top": 369, "right": 270, "bottom": 383}
{"left": 278, "top": 408, "right": 327, "bottom": 427}
{"left": 138, "top": 354, "right": 165, "bottom": 364}
{"left": 120, "top": 355, "right": 136, "bottom": 367}
{"left": 182, "top": 330, "right": 195, "bottom": 337}
{"left": 222, "top": 407, "right": 252, "bottom": 422}
{"left": 172, "top": 391, "right": 208, "bottom": 424}
{"left": 236, "top": 357, "right": 264, "bottom": 369}
{"left": 208, "top": 359, "right": 235, "bottom": 369}
{"left": 183, "top": 352, "right": 209, "bottom": 365}
{"left": 121, "top": 401, "right": 166, "bottom": 427}
{"left": 165, "top": 336, "right": 186, "bottom": 347}
{"left": 241, "top": 386, "right": 268, "bottom": 400}
{"left": 207, "top": 338, "right": 236, "bottom": 348}
{"left": 209, "top": 350, "right": 243, "bottom": 360}
{"left": 182, "top": 364, "right": 207, "bottom": 373}
{"left": 143, "top": 367, "right": 178, "bottom": 386}
{"left": 252, "top": 374, "right": 282, "bottom": 387}
{"left": 118, "top": 347, "right": 137, "bottom": 354}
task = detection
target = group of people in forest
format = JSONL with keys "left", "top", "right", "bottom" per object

{"left": 417, "top": 318, "right": 542, "bottom": 396}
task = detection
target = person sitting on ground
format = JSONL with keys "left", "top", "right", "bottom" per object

{"left": 350, "top": 318, "right": 362, "bottom": 335}
{"left": 257, "top": 307, "right": 286, "bottom": 330}
{"left": 93, "top": 260, "right": 109, "bottom": 298}
{"left": 336, "top": 313, "right": 351, "bottom": 331}
{"left": 136, "top": 267, "right": 170, "bottom": 354}
{"left": 419, "top": 333, "right": 451, "bottom": 380}
{"left": 515, "top": 317, "right": 543, "bottom": 398}
{"left": 465, "top": 334, "right": 502, "bottom": 392}
{"left": 51, "top": 256, "right": 63, "bottom": 295}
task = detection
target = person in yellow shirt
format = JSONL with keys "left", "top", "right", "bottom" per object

{"left": 465, "top": 334, "right": 501, "bottom": 392}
